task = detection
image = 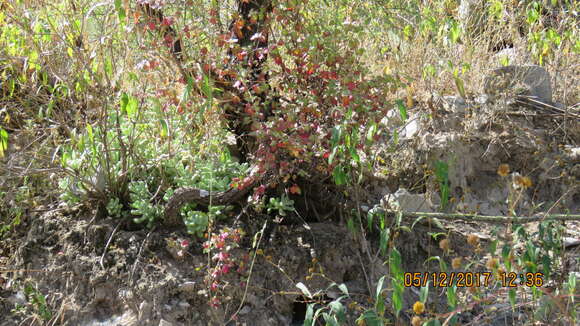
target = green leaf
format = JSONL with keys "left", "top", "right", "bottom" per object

{"left": 120, "top": 93, "right": 129, "bottom": 113}
{"left": 389, "top": 248, "right": 403, "bottom": 277}
{"left": 448, "top": 20, "right": 461, "bottom": 43}
{"left": 366, "top": 123, "right": 377, "bottom": 143}
{"left": 332, "top": 165, "right": 347, "bottom": 185}
{"left": 322, "top": 313, "right": 339, "bottom": 326}
{"left": 392, "top": 288, "right": 403, "bottom": 316}
{"left": 367, "top": 211, "right": 374, "bottom": 230}
{"left": 453, "top": 74, "right": 466, "bottom": 98}
{"left": 489, "top": 239, "right": 498, "bottom": 255}
{"left": 331, "top": 125, "right": 342, "bottom": 146}
{"left": 328, "top": 145, "right": 339, "bottom": 165}
{"left": 346, "top": 217, "right": 355, "bottom": 234}
{"left": 349, "top": 146, "right": 360, "bottom": 163}
{"left": 329, "top": 300, "right": 346, "bottom": 323}
{"left": 356, "top": 310, "right": 382, "bottom": 326}
{"left": 337, "top": 283, "right": 349, "bottom": 296}
{"left": 114, "top": 0, "right": 126, "bottom": 22}
{"left": 120, "top": 93, "right": 138, "bottom": 118}
{"left": 159, "top": 119, "right": 169, "bottom": 138}
{"left": 568, "top": 273, "right": 576, "bottom": 294}
{"left": 434, "top": 160, "right": 449, "bottom": 210}
{"left": 379, "top": 228, "right": 389, "bottom": 256}
{"left": 420, "top": 282, "right": 430, "bottom": 303}
{"left": 86, "top": 123, "right": 94, "bottom": 144}
{"left": 508, "top": 288, "right": 516, "bottom": 308}
{"left": 446, "top": 286, "right": 457, "bottom": 309}
{"left": 396, "top": 99, "right": 407, "bottom": 122}
{"left": 201, "top": 74, "right": 213, "bottom": 98}
{"left": 411, "top": 215, "right": 425, "bottom": 229}
{"left": 104, "top": 57, "right": 113, "bottom": 78}
{"left": 126, "top": 96, "right": 138, "bottom": 118}
{"left": 303, "top": 303, "right": 314, "bottom": 326}
{"left": 182, "top": 76, "right": 194, "bottom": 103}
{"left": 61, "top": 149, "right": 71, "bottom": 168}
{"left": 374, "top": 275, "right": 386, "bottom": 313}
{"left": 0, "top": 128, "right": 8, "bottom": 158}
{"left": 424, "top": 319, "right": 442, "bottom": 326}
{"left": 439, "top": 259, "right": 448, "bottom": 273}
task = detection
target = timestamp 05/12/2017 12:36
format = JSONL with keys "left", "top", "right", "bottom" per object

{"left": 403, "top": 272, "right": 545, "bottom": 288}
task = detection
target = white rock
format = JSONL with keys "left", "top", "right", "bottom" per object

{"left": 403, "top": 119, "right": 419, "bottom": 138}
{"left": 159, "top": 319, "right": 173, "bottom": 326}
{"left": 382, "top": 188, "right": 434, "bottom": 213}
{"left": 178, "top": 281, "right": 196, "bottom": 293}
{"left": 239, "top": 305, "right": 252, "bottom": 315}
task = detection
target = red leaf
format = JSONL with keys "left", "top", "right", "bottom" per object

{"left": 347, "top": 82, "right": 357, "bottom": 91}
{"left": 255, "top": 185, "right": 266, "bottom": 196}
{"left": 244, "top": 104, "right": 255, "bottom": 115}
{"left": 236, "top": 51, "right": 247, "bottom": 60}
{"left": 289, "top": 184, "right": 301, "bottom": 195}
{"left": 341, "top": 95, "right": 353, "bottom": 107}
{"left": 162, "top": 17, "right": 173, "bottom": 26}
{"left": 274, "top": 56, "right": 283, "bottom": 66}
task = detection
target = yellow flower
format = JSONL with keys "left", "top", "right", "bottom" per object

{"left": 413, "top": 301, "right": 425, "bottom": 315}
{"left": 497, "top": 164, "right": 510, "bottom": 177}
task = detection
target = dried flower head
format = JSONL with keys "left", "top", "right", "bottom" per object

{"left": 497, "top": 163, "right": 510, "bottom": 177}
{"left": 486, "top": 257, "right": 499, "bottom": 270}
{"left": 512, "top": 174, "right": 533, "bottom": 189}
{"left": 439, "top": 238, "right": 450, "bottom": 252}
{"left": 452, "top": 257, "right": 463, "bottom": 269}
{"left": 411, "top": 316, "right": 423, "bottom": 326}
{"left": 521, "top": 176, "right": 532, "bottom": 188}
{"left": 467, "top": 234, "right": 479, "bottom": 247}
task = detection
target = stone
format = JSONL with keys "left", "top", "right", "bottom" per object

{"left": 441, "top": 96, "right": 467, "bottom": 113}
{"left": 380, "top": 109, "right": 403, "bottom": 129}
{"left": 381, "top": 188, "right": 435, "bottom": 213}
{"left": 484, "top": 65, "right": 552, "bottom": 103}
{"left": 403, "top": 119, "right": 419, "bottom": 138}
{"left": 159, "top": 319, "right": 173, "bottom": 326}
{"left": 138, "top": 301, "right": 152, "bottom": 321}
{"left": 239, "top": 305, "right": 252, "bottom": 315}
{"left": 178, "top": 281, "right": 196, "bottom": 294}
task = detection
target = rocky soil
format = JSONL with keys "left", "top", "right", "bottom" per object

{"left": 1, "top": 65, "right": 579, "bottom": 326}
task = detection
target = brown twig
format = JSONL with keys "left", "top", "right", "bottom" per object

{"left": 380, "top": 209, "right": 580, "bottom": 224}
